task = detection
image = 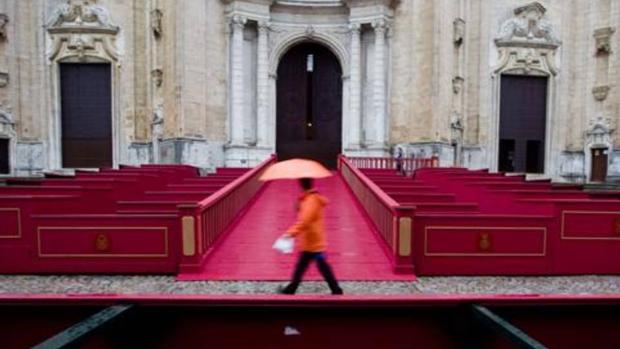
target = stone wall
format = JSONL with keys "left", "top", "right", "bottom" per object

{"left": 0, "top": 0, "right": 618, "bottom": 181}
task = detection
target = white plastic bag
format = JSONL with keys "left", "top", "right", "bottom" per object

{"left": 272, "top": 235, "right": 294, "bottom": 254}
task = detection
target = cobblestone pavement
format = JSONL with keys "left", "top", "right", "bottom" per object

{"left": 0, "top": 275, "right": 619, "bottom": 295}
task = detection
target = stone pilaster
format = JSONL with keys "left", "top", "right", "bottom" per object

{"left": 229, "top": 15, "right": 246, "bottom": 146}
{"left": 256, "top": 21, "right": 270, "bottom": 147}
{"left": 348, "top": 22, "right": 362, "bottom": 149}
{"left": 372, "top": 19, "right": 387, "bottom": 146}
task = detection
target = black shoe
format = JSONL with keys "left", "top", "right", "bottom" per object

{"left": 331, "top": 288, "right": 344, "bottom": 295}
{"left": 278, "top": 285, "right": 295, "bottom": 295}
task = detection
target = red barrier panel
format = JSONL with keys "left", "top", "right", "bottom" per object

{"left": 339, "top": 155, "right": 415, "bottom": 273}
{"left": 179, "top": 156, "right": 276, "bottom": 272}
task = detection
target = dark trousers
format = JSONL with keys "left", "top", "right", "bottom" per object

{"left": 282, "top": 252, "right": 342, "bottom": 294}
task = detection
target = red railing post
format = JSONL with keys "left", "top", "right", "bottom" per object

{"left": 393, "top": 206, "right": 415, "bottom": 274}
{"left": 178, "top": 204, "right": 202, "bottom": 272}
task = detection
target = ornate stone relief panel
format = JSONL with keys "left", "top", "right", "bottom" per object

{"left": 585, "top": 116, "right": 613, "bottom": 148}
{"left": 46, "top": 1, "right": 120, "bottom": 63}
{"left": 494, "top": 2, "right": 560, "bottom": 75}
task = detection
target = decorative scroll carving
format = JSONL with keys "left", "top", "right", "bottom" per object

{"left": 592, "top": 85, "right": 610, "bottom": 101}
{"left": 151, "top": 68, "right": 163, "bottom": 87}
{"left": 0, "top": 14, "right": 8, "bottom": 41}
{"left": 594, "top": 27, "right": 615, "bottom": 56}
{"left": 46, "top": 1, "right": 119, "bottom": 63}
{"left": 495, "top": 2, "right": 560, "bottom": 49}
{"left": 151, "top": 9, "right": 163, "bottom": 38}
{"left": 453, "top": 18, "right": 465, "bottom": 46}
{"left": 585, "top": 116, "right": 613, "bottom": 148}
{"left": 452, "top": 76, "right": 464, "bottom": 94}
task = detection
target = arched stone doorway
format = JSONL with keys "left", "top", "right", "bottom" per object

{"left": 276, "top": 42, "right": 342, "bottom": 168}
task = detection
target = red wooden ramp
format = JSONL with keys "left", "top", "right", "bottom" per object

{"left": 178, "top": 174, "right": 414, "bottom": 281}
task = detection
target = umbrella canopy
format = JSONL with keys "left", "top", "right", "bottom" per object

{"left": 259, "top": 158, "right": 333, "bottom": 181}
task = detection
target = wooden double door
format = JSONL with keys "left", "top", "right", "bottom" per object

{"left": 498, "top": 75, "right": 548, "bottom": 173}
{"left": 60, "top": 63, "right": 112, "bottom": 168}
{"left": 276, "top": 43, "right": 342, "bottom": 168}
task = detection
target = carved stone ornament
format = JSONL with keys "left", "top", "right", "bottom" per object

{"left": 0, "top": 71, "right": 8, "bottom": 87}
{"left": 594, "top": 27, "right": 615, "bottom": 55}
{"left": 46, "top": 1, "right": 120, "bottom": 63}
{"left": 453, "top": 18, "right": 465, "bottom": 46}
{"left": 0, "top": 13, "right": 8, "bottom": 41}
{"left": 0, "top": 105, "right": 15, "bottom": 137}
{"left": 592, "top": 85, "right": 610, "bottom": 101}
{"left": 495, "top": 2, "right": 560, "bottom": 49}
{"left": 151, "top": 68, "right": 163, "bottom": 87}
{"left": 452, "top": 76, "right": 464, "bottom": 94}
{"left": 151, "top": 9, "right": 163, "bottom": 38}
{"left": 585, "top": 116, "right": 614, "bottom": 147}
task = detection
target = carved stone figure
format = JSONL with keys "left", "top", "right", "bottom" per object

{"left": 151, "top": 69, "right": 163, "bottom": 87}
{"left": 151, "top": 9, "right": 163, "bottom": 38}
{"left": 0, "top": 14, "right": 8, "bottom": 41}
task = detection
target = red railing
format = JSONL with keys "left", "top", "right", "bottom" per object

{"left": 179, "top": 155, "right": 276, "bottom": 271}
{"left": 339, "top": 155, "right": 415, "bottom": 273}
{"left": 348, "top": 156, "right": 439, "bottom": 172}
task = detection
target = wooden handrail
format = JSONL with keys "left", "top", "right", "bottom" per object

{"left": 179, "top": 155, "right": 276, "bottom": 271}
{"left": 339, "top": 155, "right": 415, "bottom": 274}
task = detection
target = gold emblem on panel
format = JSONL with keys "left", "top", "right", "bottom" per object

{"left": 478, "top": 233, "right": 491, "bottom": 251}
{"left": 95, "top": 234, "right": 110, "bottom": 252}
{"left": 614, "top": 218, "right": 620, "bottom": 235}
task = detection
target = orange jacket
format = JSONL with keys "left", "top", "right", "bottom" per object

{"left": 286, "top": 189, "right": 328, "bottom": 252}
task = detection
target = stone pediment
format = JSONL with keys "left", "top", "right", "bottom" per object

{"left": 495, "top": 2, "right": 560, "bottom": 49}
{"left": 46, "top": 1, "right": 118, "bottom": 35}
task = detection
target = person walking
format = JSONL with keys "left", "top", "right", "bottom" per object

{"left": 278, "top": 177, "right": 343, "bottom": 295}
{"left": 395, "top": 147, "right": 405, "bottom": 176}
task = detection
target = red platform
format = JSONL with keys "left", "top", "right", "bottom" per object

{"left": 178, "top": 174, "right": 413, "bottom": 281}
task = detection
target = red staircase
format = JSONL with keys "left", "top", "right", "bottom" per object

{"left": 343, "top": 155, "right": 620, "bottom": 275}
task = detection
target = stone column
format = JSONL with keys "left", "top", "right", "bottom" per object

{"left": 256, "top": 21, "right": 270, "bottom": 147}
{"left": 229, "top": 15, "right": 246, "bottom": 146}
{"left": 349, "top": 23, "right": 362, "bottom": 148}
{"left": 372, "top": 19, "right": 387, "bottom": 146}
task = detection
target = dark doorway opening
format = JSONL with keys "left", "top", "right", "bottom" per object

{"left": 276, "top": 43, "right": 342, "bottom": 168}
{"left": 591, "top": 148, "right": 608, "bottom": 182}
{"left": 498, "top": 75, "right": 548, "bottom": 173}
{"left": 60, "top": 63, "right": 112, "bottom": 168}
{"left": 0, "top": 138, "right": 9, "bottom": 174}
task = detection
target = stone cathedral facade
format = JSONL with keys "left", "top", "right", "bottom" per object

{"left": 0, "top": 0, "right": 618, "bottom": 182}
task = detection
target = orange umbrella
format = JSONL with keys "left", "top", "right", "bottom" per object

{"left": 259, "top": 158, "right": 332, "bottom": 181}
